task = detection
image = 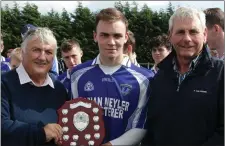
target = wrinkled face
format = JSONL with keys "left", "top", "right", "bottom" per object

{"left": 94, "top": 20, "right": 128, "bottom": 59}
{"left": 22, "top": 37, "right": 56, "bottom": 77}
{"left": 62, "top": 46, "right": 83, "bottom": 70}
{"left": 10, "top": 57, "right": 21, "bottom": 69}
{"left": 169, "top": 17, "right": 207, "bottom": 60}
{"left": 152, "top": 46, "right": 171, "bottom": 64}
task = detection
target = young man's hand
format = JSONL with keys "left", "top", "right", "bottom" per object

{"left": 101, "top": 142, "right": 112, "bottom": 146}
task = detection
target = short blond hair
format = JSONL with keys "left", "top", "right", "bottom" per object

{"left": 95, "top": 8, "right": 128, "bottom": 31}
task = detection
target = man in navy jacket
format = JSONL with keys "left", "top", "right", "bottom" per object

{"left": 142, "top": 7, "right": 224, "bottom": 145}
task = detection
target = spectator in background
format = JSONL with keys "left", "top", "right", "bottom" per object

{"left": 5, "top": 48, "right": 14, "bottom": 62}
{"left": 142, "top": 7, "right": 224, "bottom": 145}
{"left": 1, "top": 32, "right": 11, "bottom": 74}
{"left": 9, "top": 47, "right": 22, "bottom": 69}
{"left": 6, "top": 48, "right": 14, "bottom": 58}
{"left": 204, "top": 8, "right": 224, "bottom": 60}
{"left": 21, "top": 24, "right": 59, "bottom": 77}
{"left": 1, "top": 32, "right": 6, "bottom": 61}
{"left": 123, "top": 30, "right": 140, "bottom": 67}
{"left": 1, "top": 27, "right": 68, "bottom": 146}
{"left": 58, "top": 38, "right": 83, "bottom": 94}
{"left": 150, "top": 34, "right": 172, "bottom": 74}
{"left": 1, "top": 61, "right": 11, "bottom": 74}
{"left": 58, "top": 58, "right": 67, "bottom": 75}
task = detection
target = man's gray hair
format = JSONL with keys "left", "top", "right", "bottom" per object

{"left": 169, "top": 7, "right": 206, "bottom": 32}
{"left": 21, "top": 27, "right": 57, "bottom": 53}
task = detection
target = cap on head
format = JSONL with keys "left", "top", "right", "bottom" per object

{"left": 21, "top": 24, "right": 37, "bottom": 39}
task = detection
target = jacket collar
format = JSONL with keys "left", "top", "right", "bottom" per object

{"left": 16, "top": 64, "right": 54, "bottom": 88}
{"left": 157, "top": 44, "right": 214, "bottom": 75}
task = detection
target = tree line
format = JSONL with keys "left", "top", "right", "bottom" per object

{"left": 1, "top": 1, "right": 175, "bottom": 64}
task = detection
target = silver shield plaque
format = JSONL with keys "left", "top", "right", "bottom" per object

{"left": 73, "top": 111, "right": 89, "bottom": 131}
{"left": 57, "top": 98, "right": 105, "bottom": 146}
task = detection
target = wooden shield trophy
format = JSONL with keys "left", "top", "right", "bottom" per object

{"left": 57, "top": 97, "right": 105, "bottom": 146}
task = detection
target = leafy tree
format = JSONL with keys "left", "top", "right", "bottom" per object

{"left": 71, "top": 2, "right": 97, "bottom": 61}
{"left": 1, "top": 2, "right": 22, "bottom": 54}
{"left": 21, "top": 2, "right": 41, "bottom": 26}
{"left": 1, "top": 1, "right": 176, "bottom": 65}
{"left": 167, "top": 1, "right": 175, "bottom": 16}
{"left": 114, "top": 1, "right": 124, "bottom": 12}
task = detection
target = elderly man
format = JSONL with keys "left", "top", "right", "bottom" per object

{"left": 58, "top": 38, "right": 83, "bottom": 94}
{"left": 204, "top": 8, "right": 224, "bottom": 60}
{"left": 142, "top": 7, "right": 224, "bottom": 145}
{"left": 70, "top": 8, "right": 154, "bottom": 146}
{"left": 1, "top": 27, "right": 68, "bottom": 146}
{"left": 21, "top": 24, "right": 59, "bottom": 77}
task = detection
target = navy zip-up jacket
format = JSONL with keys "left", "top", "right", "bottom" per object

{"left": 142, "top": 45, "right": 224, "bottom": 145}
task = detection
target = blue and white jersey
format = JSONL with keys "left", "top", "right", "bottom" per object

{"left": 70, "top": 54, "right": 154, "bottom": 143}
{"left": 1, "top": 61, "right": 11, "bottom": 74}
{"left": 5, "top": 57, "right": 10, "bottom": 63}
{"left": 57, "top": 69, "right": 71, "bottom": 96}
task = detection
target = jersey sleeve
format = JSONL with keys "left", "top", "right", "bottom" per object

{"left": 125, "top": 71, "right": 151, "bottom": 130}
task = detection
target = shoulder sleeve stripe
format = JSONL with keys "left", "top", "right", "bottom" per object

{"left": 91, "top": 58, "right": 97, "bottom": 65}
{"left": 125, "top": 68, "right": 150, "bottom": 130}
{"left": 70, "top": 66, "right": 95, "bottom": 99}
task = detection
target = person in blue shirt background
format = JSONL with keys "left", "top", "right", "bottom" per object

{"left": 1, "top": 61, "right": 10, "bottom": 74}
{"left": 70, "top": 8, "right": 154, "bottom": 146}
{"left": 58, "top": 38, "right": 83, "bottom": 94}
{"left": 5, "top": 48, "right": 14, "bottom": 62}
{"left": 1, "top": 32, "right": 11, "bottom": 74}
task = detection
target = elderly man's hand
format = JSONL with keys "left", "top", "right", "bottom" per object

{"left": 43, "top": 123, "right": 63, "bottom": 144}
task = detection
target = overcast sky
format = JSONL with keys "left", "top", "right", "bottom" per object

{"left": 2, "top": 1, "right": 224, "bottom": 14}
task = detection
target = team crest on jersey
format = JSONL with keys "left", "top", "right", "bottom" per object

{"left": 120, "top": 84, "right": 132, "bottom": 96}
{"left": 84, "top": 81, "right": 94, "bottom": 91}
